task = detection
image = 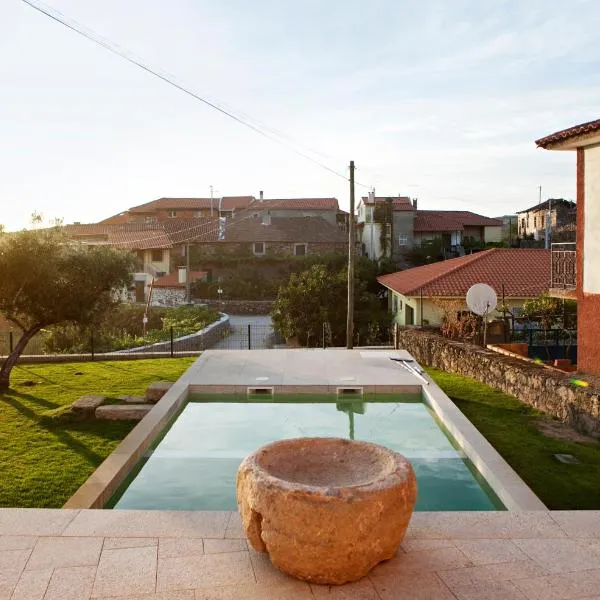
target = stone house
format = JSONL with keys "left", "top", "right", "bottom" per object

{"left": 356, "top": 192, "right": 503, "bottom": 261}
{"left": 151, "top": 268, "right": 208, "bottom": 306}
{"left": 377, "top": 248, "right": 550, "bottom": 326}
{"left": 536, "top": 117, "right": 600, "bottom": 374}
{"left": 516, "top": 198, "right": 576, "bottom": 241}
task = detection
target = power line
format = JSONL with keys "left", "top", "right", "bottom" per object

{"left": 21, "top": 0, "right": 369, "bottom": 188}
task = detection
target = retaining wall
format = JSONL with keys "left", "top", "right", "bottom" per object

{"left": 396, "top": 328, "right": 600, "bottom": 436}
{"left": 119, "top": 314, "right": 231, "bottom": 354}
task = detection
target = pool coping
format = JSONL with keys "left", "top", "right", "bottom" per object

{"left": 64, "top": 350, "right": 546, "bottom": 511}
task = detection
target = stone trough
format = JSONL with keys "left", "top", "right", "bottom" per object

{"left": 237, "top": 437, "right": 417, "bottom": 585}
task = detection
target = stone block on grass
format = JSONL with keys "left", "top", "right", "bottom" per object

{"left": 95, "top": 405, "right": 152, "bottom": 421}
{"left": 145, "top": 381, "right": 173, "bottom": 403}
{"left": 72, "top": 395, "right": 106, "bottom": 420}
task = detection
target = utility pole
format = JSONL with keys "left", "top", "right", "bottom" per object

{"left": 545, "top": 197, "right": 552, "bottom": 249}
{"left": 185, "top": 241, "right": 191, "bottom": 304}
{"left": 538, "top": 185, "right": 542, "bottom": 205}
{"left": 346, "top": 161, "right": 355, "bottom": 349}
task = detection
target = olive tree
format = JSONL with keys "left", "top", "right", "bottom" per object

{"left": 0, "top": 229, "right": 134, "bottom": 390}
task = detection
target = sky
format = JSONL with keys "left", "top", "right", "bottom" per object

{"left": 2, "top": 0, "right": 599, "bottom": 230}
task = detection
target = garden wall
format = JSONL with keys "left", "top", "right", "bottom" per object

{"left": 396, "top": 328, "right": 600, "bottom": 436}
{"left": 120, "top": 314, "right": 231, "bottom": 353}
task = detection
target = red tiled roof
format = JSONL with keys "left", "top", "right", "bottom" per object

{"left": 414, "top": 211, "right": 502, "bottom": 232}
{"left": 99, "top": 212, "right": 130, "bottom": 224}
{"left": 536, "top": 118, "right": 600, "bottom": 148}
{"left": 377, "top": 248, "right": 550, "bottom": 297}
{"left": 153, "top": 270, "right": 208, "bottom": 288}
{"left": 63, "top": 223, "right": 172, "bottom": 249}
{"left": 255, "top": 198, "right": 340, "bottom": 210}
{"left": 361, "top": 196, "right": 413, "bottom": 210}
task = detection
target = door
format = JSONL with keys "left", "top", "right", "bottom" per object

{"left": 405, "top": 305, "right": 414, "bottom": 326}
{"left": 135, "top": 281, "right": 145, "bottom": 303}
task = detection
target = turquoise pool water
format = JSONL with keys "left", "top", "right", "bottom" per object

{"left": 111, "top": 397, "right": 504, "bottom": 511}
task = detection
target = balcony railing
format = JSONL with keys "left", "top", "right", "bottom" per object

{"left": 551, "top": 242, "right": 576, "bottom": 289}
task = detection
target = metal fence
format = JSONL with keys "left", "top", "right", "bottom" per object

{"left": 551, "top": 242, "right": 576, "bottom": 289}
{"left": 1, "top": 321, "right": 393, "bottom": 362}
{"left": 510, "top": 328, "right": 577, "bottom": 347}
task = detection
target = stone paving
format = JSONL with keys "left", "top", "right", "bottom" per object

{"left": 1, "top": 509, "right": 600, "bottom": 599}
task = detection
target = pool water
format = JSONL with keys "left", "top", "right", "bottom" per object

{"left": 111, "top": 397, "right": 504, "bottom": 511}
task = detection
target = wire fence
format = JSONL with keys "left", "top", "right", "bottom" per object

{"left": 0, "top": 321, "right": 392, "bottom": 363}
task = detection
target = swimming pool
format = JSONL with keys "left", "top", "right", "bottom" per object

{"left": 110, "top": 395, "right": 504, "bottom": 511}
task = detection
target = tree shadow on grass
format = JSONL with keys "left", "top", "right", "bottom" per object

{"left": 1, "top": 389, "right": 58, "bottom": 410}
{"left": 2, "top": 392, "right": 105, "bottom": 466}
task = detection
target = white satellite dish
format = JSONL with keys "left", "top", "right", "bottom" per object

{"left": 466, "top": 283, "right": 498, "bottom": 316}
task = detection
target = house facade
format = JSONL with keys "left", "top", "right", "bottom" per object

{"left": 356, "top": 192, "right": 503, "bottom": 261}
{"left": 536, "top": 118, "right": 600, "bottom": 374}
{"left": 377, "top": 248, "right": 550, "bottom": 327}
{"left": 516, "top": 199, "right": 576, "bottom": 241}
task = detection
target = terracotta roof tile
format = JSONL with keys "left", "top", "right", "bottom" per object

{"left": 153, "top": 270, "right": 208, "bottom": 288}
{"left": 255, "top": 198, "right": 340, "bottom": 210}
{"left": 377, "top": 248, "right": 550, "bottom": 297}
{"left": 536, "top": 118, "right": 600, "bottom": 148}
{"left": 361, "top": 196, "right": 413, "bottom": 210}
{"left": 414, "top": 211, "right": 502, "bottom": 232}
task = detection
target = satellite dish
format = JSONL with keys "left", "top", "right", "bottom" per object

{"left": 466, "top": 283, "right": 498, "bottom": 316}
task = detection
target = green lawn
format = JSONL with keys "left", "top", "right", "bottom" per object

{"left": 0, "top": 358, "right": 195, "bottom": 508}
{"left": 426, "top": 367, "right": 600, "bottom": 510}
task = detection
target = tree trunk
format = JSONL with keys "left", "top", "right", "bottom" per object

{"left": 0, "top": 324, "right": 42, "bottom": 391}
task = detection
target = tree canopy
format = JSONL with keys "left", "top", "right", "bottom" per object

{"left": 0, "top": 229, "right": 134, "bottom": 389}
{"left": 271, "top": 263, "right": 391, "bottom": 347}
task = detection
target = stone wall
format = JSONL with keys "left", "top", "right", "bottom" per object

{"left": 197, "top": 300, "right": 273, "bottom": 315}
{"left": 396, "top": 328, "right": 600, "bottom": 436}
{"left": 120, "top": 314, "right": 231, "bottom": 353}
{"left": 151, "top": 287, "right": 186, "bottom": 307}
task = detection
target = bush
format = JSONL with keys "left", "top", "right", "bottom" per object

{"left": 42, "top": 304, "right": 220, "bottom": 353}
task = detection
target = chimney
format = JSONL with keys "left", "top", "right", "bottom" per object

{"left": 178, "top": 266, "right": 187, "bottom": 284}
{"left": 413, "top": 198, "right": 418, "bottom": 210}
{"left": 259, "top": 190, "right": 264, "bottom": 201}
{"left": 262, "top": 210, "right": 271, "bottom": 226}
{"left": 368, "top": 189, "right": 375, "bottom": 203}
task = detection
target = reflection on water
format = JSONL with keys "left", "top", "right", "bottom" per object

{"left": 114, "top": 399, "right": 503, "bottom": 512}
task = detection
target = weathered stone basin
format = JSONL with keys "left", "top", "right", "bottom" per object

{"left": 236, "top": 437, "right": 417, "bottom": 585}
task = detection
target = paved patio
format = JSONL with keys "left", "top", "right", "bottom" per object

{"left": 1, "top": 509, "right": 600, "bottom": 599}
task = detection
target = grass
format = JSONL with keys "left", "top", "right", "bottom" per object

{"left": 426, "top": 367, "right": 600, "bottom": 510}
{"left": 0, "top": 358, "right": 195, "bottom": 508}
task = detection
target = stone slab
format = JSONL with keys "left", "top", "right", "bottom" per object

{"left": 95, "top": 405, "right": 153, "bottom": 421}
{"left": 71, "top": 395, "right": 106, "bottom": 419}
{"left": 118, "top": 395, "right": 149, "bottom": 404}
{"left": 145, "top": 381, "right": 173, "bottom": 403}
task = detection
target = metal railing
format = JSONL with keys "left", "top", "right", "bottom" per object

{"left": 551, "top": 242, "right": 576, "bottom": 289}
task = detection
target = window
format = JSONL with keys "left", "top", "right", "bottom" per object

{"left": 151, "top": 249, "right": 163, "bottom": 262}
{"left": 398, "top": 233, "right": 408, "bottom": 246}
{"left": 294, "top": 243, "right": 307, "bottom": 256}
{"left": 144, "top": 215, "right": 157, "bottom": 224}
{"left": 534, "top": 217, "right": 537, "bottom": 228}
{"left": 167, "top": 210, "right": 177, "bottom": 218}
{"left": 253, "top": 242, "right": 265, "bottom": 255}
{"left": 540, "top": 215, "right": 545, "bottom": 229}
{"left": 392, "top": 295, "right": 398, "bottom": 313}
